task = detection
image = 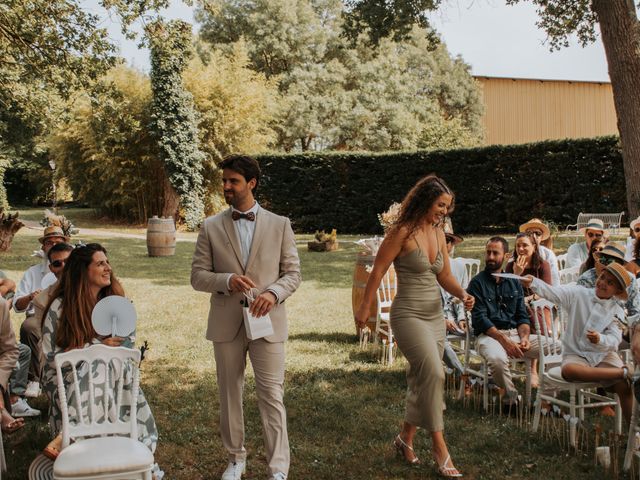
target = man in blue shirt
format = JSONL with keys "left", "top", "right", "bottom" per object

{"left": 467, "top": 236, "right": 540, "bottom": 405}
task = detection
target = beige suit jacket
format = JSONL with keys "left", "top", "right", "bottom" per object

{"left": 0, "top": 297, "right": 18, "bottom": 391}
{"left": 191, "top": 207, "right": 301, "bottom": 343}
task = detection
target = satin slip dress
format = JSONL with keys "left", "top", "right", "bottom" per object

{"left": 390, "top": 239, "right": 446, "bottom": 432}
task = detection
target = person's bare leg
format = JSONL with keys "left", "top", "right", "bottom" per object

{"left": 395, "top": 422, "right": 419, "bottom": 463}
{"left": 432, "top": 430, "right": 460, "bottom": 474}
{"left": 611, "top": 380, "right": 633, "bottom": 422}
{"left": 561, "top": 364, "right": 625, "bottom": 382}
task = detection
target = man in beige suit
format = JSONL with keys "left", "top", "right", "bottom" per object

{"left": 191, "top": 154, "right": 301, "bottom": 480}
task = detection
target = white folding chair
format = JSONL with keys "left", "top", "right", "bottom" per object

{"left": 559, "top": 266, "right": 580, "bottom": 285}
{"left": 530, "top": 300, "right": 622, "bottom": 447}
{"left": 624, "top": 397, "right": 640, "bottom": 472}
{"left": 53, "top": 344, "right": 154, "bottom": 480}
{"left": 375, "top": 270, "right": 396, "bottom": 365}
{"left": 557, "top": 253, "right": 568, "bottom": 271}
{"left": 457, "top": 258, "right": 480, "bottom": 288}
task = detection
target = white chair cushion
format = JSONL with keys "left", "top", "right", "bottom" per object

{"left": 547, "top": 366, "right": 567, "bottom": 382}
{"left": 54, "top": 436, "right": 154, "bottom": 477}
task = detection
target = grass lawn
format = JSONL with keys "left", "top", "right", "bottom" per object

{"left": 2, "top": 212, "right": 625, "bottom": 479}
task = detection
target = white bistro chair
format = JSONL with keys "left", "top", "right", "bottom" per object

{"left": 556, "top": 253, "right": 568, "bottom": 271}
{"left": 53, "top": 344, "right": 154, "bottom": 480}
{"left": 457, "top": 258, "right": 480, "bottom": 288}
{"left": 374, "top": 270, "right": 396, "bottom": 365}
{"left": 530, "top": 300, "right": 622, "bottom": 448}
{"left": 558, "top": 266, "right": 580, "bottom": 285}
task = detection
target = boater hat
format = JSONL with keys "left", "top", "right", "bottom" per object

{"left": 580, "top": 218, "right": 605, "bottom": 234}
{"left": 519, "top": 218, "right": 550, "bottom": 241}
{"left": 603, "top": 263, "right": 631, "bottom": 300}
{"left": 594, "top": 242, "right": 626, "bottom": 264}
{"left": 38, "top": 226, "right": 69, "bottom": 244}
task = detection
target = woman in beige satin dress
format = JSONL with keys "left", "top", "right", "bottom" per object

{"left": 355, "top": 175, "right": 474, "bottom": 478}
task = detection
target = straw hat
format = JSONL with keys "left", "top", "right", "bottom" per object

{"left": 630, "top": 216, "right": 640, "bottom": 231}
{"left": 594, "top": 242, "right": 626, "bottom": 264}
{"left": 519, "top": 218, "right": 550, "bottom": 241}
{"left": 38, "top": 226, "right": 69, "bottom": 244}
{"left": 579, "top": 218, "right": 605, "bottom": 234}
{"left": 443, "top": 220, "right": 464, "bottom": 245}
{"left": 603, "top": 263, "right": 631, "bottom": 300}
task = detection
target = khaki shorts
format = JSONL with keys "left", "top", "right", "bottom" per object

{"left": 562, "top": 352, "right": 624, "bottom": 388}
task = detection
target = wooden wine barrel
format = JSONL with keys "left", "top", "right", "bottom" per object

{"left": 146, "top": 216, "right": 176, "bottom": 257}
{"left": 351, "top": 253, "right": 396, "bottom": 334}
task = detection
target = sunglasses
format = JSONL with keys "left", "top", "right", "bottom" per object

{"left": 598, "top": 255, "right": 616, "bottom": 266}
{"left": 50, "top": 260, "right": 66, "bottom": 268}
{"left": 528, "top": 230, "right": 543, "bottom": 237}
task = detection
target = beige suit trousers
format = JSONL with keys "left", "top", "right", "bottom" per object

{"left": 477, "top": 329, "right": 540, "bottom": 400}
{"left": 214, "top": 324, "right": 289, "bottom": 476}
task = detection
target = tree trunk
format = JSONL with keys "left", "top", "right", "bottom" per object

{"left": 161, "top": 176, "right": 180, "bottom": 221}
{"left": 0, "top": 212, "right": 24, "bottom": 252}
{"left": 592, "top": 0, "right": 640, "bottom": 218}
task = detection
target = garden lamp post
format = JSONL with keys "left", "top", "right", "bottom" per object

{"left": 48, "top": 159, "right": 57, "bottom": 214}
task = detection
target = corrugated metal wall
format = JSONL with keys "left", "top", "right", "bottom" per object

{"left": 476, "top": 76, "right": 618, "bottom": 145}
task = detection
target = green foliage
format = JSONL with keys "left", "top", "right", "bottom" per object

{"left": 197, "top": 1, "right": 484, "bottom": 152}
{"left": 48, "top": 66, "right": 168, "bottom": 222}
{"left": 342, "top": 0, "right": 441, "bottom": 46}
{"left": 147, "top": 20, "right": 205, "bottom": 230}
{"left": 256, "top": 136, "right": 626, "bottom": 234}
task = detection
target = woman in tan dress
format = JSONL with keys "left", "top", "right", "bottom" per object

{"left": 355, "top": 175, "right": 474, "bottom": 478}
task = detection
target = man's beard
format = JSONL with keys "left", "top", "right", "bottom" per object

{"left": 484, "top": 260, "right": 503, "bottom": 272}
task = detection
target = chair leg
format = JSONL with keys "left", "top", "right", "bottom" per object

{"left": 569, "top": 389, "right": 577, "bottom": 448}
{"left": 525, "top": 361, "right": 532, "bottom": 407}
{"left": 624, "top": 399, "right": 639, "bottom": 472}
{"left": 578, "top": 390, "right": 585, "bottom": 422}
{"left": 483, "top": 368, "right": 489, "bottom": 412}
{"left": 615, "top": 394, "right": 622, "bottom": 435}
{"left": 532, "top": 390, "right": 542, "bottom": 432}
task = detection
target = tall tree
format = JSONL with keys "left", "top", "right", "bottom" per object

{"left": 507, "top": 0, "right": 640, "bottom": 217}
{"left": 147, "top": 19, "right": 206, "bottom": 230}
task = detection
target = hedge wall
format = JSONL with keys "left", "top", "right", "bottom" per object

{"left": 256, "top": 136, "right": 626, "bottom": 234}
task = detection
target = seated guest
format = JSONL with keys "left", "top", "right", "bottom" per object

{"left": 41, "top": 243, "right": 158, "bottom": 461}
{"left": 467, "top": 237, "right": 540, "bottom": 405}
{"left": 0, "top": 272, "right": 15, "bottom": 303}
{"left": 576, "top": 242, "right": 640, "bottom": 318}
{"left": 522, "top": 263, "right": 633, "bottom": 421}
{"left": 579, "top": 239, "right": 605, "bottom": 275}
{"left": 14, "top": 225, "right": 69, "bottom": 397}
{"left": 625, "top": 216, "right": 640, "bottom": 262}
{"left": 0, "top": 296, "right": 22, "bottom": 433}
{"left": 32, "top": 242, "right": 74, "bottom": 330}
{"left": 566, "top": 219, "right": 605, "bottom": 269}
{"left": 441, "top": 228, "right": 467, "bottom": 375}
{"left": 519, "top": 218, "right": 560, "bottom": 286}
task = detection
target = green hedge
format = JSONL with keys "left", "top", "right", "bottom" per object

{"left": 256, "top": 136, "right": 626, "bottom": 234}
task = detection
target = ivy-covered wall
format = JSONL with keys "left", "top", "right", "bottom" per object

{"left": 256, "top": 136, "right": 625, "bottom": 234}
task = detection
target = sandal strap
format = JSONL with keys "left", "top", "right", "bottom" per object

{"left": 395, "top": 435, "right": 415, "bottom": 452}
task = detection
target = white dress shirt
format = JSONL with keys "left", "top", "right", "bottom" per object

{"left": 531, "top": 277, "right": 623, "bottom": 367}
{"left": 14, "top": 260, "right": 49, "bottom": 315}
{"left": 232, "top": 203, "right": 260, "bottom": 268}
{"left": 625, "top": 236, "right": 636, "bottom": 261}
{"left": 565, "top": 242, "right": 588, "bottom": 270}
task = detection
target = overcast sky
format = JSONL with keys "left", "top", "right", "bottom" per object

{"left": 95, "top": 0, "right": 610, "bottom": 82}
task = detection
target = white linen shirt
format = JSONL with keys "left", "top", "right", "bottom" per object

{"left": 565, "top": 242, "right": 588, "bottom": 270}
{"left": 539, "top": 245, "right": 560, "bottom": 286}
{"left": 530, "top": 277, "right": 623, "bottom": 367}
{"left": 625, "top": 236, "right": 636, "bottom": 262}
{"left": 14, "top": 260, "right": 49, "bottom": 315}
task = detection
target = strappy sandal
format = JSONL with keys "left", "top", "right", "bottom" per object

{"left": 0, "top": 407, "right": 25, "bottom": 434}
{"left": 393, "top": 434, "right": 420, "bottom": 465}
{"left": 437, "top": 454, "right": 462, "bottom": 478}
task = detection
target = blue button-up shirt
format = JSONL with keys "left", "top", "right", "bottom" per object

{"left": 467, "top": 269, "right": 530, "bottom": 336}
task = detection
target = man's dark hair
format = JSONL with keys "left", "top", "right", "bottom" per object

{"left": 487, "top": 236, "right": 509, "bottom": 254}
{"left": 47, "top": 242, "right": 74, "bottom": 261}
{"left": 219, "top": 154, "right": 261, "bottom": 193}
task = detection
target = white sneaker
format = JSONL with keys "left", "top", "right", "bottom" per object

{"left": 11, "top": 397, "right": 41, "bottom": 417}
{"left": 269, "top": 473, "right": 287, "bottom": 480}
{"left": 25, "top": 381, "right": 41, "bottom": 398}
{"left": 221, "top": 461, "right": 245, "bottom": 480}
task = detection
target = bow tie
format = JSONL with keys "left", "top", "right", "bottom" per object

{"left": 232, "top": 211, "right": 255, "bottom": 221}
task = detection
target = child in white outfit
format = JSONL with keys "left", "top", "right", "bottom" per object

{"left": 522, "top": 262, "right": 633, "bottom": 421}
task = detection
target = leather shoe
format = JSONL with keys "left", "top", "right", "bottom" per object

{"left": 221, "top": 460, "right": 245, "bottom": 480}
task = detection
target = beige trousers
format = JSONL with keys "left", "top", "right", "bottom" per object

{"left": 213, "top": 325, "right": 289, "bottom": 476}
{"left": 477, "top": 329, "right": 540, "bottom": 399}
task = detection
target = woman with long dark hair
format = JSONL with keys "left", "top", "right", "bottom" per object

{"left": 40, "top": 243, "right": 158, "bottom": 459}
{"left": 580, "top": 239, "right": 605, "bottom": 275}
{"left": 355, "top": 175, "right": 474, "bottom": 478}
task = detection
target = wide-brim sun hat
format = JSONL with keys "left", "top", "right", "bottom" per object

{"left": 604, "top": 262, "right": 631, "bottom": 300}
{"left": 519, "top": 218, "right": 550, "bottom": 241}
{"left": 579, "top": 218, "right": 605, "bottom": 234}
{"left": 594, "top": 242, "right": 626, "bottom": 264}
{"left": 38, "top": 226, "right": 70, "bottom": 244}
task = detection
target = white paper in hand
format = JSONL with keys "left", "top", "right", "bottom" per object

{"left": 243, "top": 291, "right": 274, "bottom": 340}
{"left": 491, "top": 273, "right": 527, "bottom": 280}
